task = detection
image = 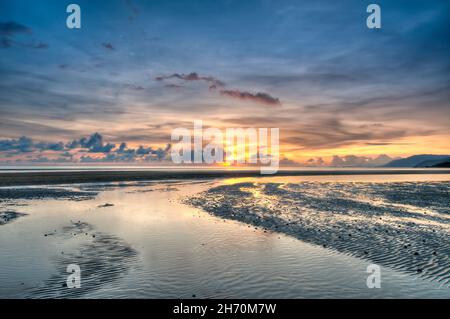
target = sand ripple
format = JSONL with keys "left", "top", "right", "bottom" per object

{"left": 25, "top": 221, "right": 138, "bottom": 298}
{"left": 187, "top": 181, "right": 450, "bottom": 287}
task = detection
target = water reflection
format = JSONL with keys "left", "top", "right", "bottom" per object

{"left": 0, "top": 177, "right": 449, "bottom": 298}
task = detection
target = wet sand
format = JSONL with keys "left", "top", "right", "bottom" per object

{"left": 187, "top": 180, "right": 450, "bottom": 287}
{"left": 1, "top": 168, "right": 449, "bottom": 186}
{"left": 0, "top": 211, "right": 28, "bottom": 225}
{"left": 0, "top": 176, "right": 449, "bottom": 298}
{"left": 26, "top": 221, "right": 138, "bottom": 298}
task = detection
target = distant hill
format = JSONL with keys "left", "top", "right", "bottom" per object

{"left": 432, "top": 161, "right": 450, "bottom": 168}
{"left": 384, "top": 155, "right": 450, "bottom": 168}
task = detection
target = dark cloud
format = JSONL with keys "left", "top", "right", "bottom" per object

{"left": 0, "top": 136, "right": 33, "bottom": 153}
{"left": 0, "top": 136, "right": 65, "bottom": 155}
{"left": 79, "top": 143, "right": 171, "bottom": 163}
{"left": 0, "top": 22, "right": 31, "bottom": 36}
{"left": 67, "top": 133, "right": 115, "bottom": 153}
{"left": 0, "top": 137, "right": 55, "bottom": 153}
{"left": 0, "top": 21, "right": 47, "bottom": 50}
{"left": 156, "top": 72, "right": 225, "bottom": 89}
{"left": 0, "top": 133, "right": 172, "bottom": 163}
{"left": 164, "top": 84, "right": 183, "bottom": 89}
{"left": 156, "top": 72, "right": 281, "bottom": 106}
{"left": 102, "top": 42, "right": 115, "bottom": 50}
{"left": 34, "top": 141, "right": 64, "bottom": 151}
{"left": 135, "top": 145, "right": 152, "bottom": 155}
{"left": 219, "top": 90, "right": 281, "bottom": 106}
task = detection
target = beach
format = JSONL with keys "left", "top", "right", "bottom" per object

{"left": 0, "top": 170, "right": 449, "bottom": 298}
{"left": 1, "top": 168, "right": 449, "bottom": 186}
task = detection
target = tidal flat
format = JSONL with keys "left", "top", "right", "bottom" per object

{"left": 0, "top": 173, "right": 449, "bottom": 298}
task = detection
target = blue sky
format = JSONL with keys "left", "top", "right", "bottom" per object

{"left": 0, "top": 0, "right": 449, "bottom": 164}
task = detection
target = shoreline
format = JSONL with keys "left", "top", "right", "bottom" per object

{"left": 0, "top": 169, "right": 449, "bottom": 186}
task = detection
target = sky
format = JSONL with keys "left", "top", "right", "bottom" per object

{"left": 0, "top": 0, "right": 449, "bottom": 166}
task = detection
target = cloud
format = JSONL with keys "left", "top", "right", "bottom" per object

{"left": 0, "top": 137, "right": 65, "bottom": 153}
{"left": 0, "top": 133, "right": 172, "bottom": 163}
{"left": 125, "top": 0, "right": 140, "bottom": 21}
{"left": 365, "top": 142, "right": 412, "bottom": 146}
{"left": 67, "top": 132, "right": 115, "bottom": 153}
{"left": 0, "top": 2, "right": 448, "bottom": 159}
{"left": 0, "top": 137, "right": 65, "bottom": 155}
{"left": 0, "top": 21, "right": 49, "bottom": 50}
{"left": 330, "top": 154, "right": 395, "bottom": 167}
{"left": 0, "top": 22, "right": 31, "bottom": 36}
{"left": 123, "top": 84, "right": 145, "bottom": 91}
{"left": 156, "top": 72, "right": 281, "bottom": 105}
{"left": 155, "top": 72, "right": 225, "bottom": 89}
{"left": 279, "top": 157, "right": 299, "bottom": 166}
{"left": 0, "top": 21, "right": 30, "bottom": 49}
{"left": 164, "top": 84, "right": 183, "bottom": 89}
{"left": 102, "top": 42, "right": 115, "bottom": 50}
{"left": 281, "top": 117, "right": 432, "bottom": 150}
{"left": 34, "top": 141, "right": 64, "bottom": 151}
{"left": 219, "top": 90, "right": 281, "bottom": 106}
{"left": 305, "top": 157, "right": 325, "bottom": 166}
{"left": 222, "top": 115, "right": 433, "bottom": 151}
{"left": 0, "top": 136, "right": 33, "bottom": 152}
{"left": 136, "top": 145, "right": 152, "bottom": 155}
{"left": 33, "top": 42, "right": 48, "bottom": 49}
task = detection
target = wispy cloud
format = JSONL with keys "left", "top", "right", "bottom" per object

{"left": 0, "top": 21, "right": 31, "bottom": 36}
{"left": 219, "top": 89, "right": 281, "bottom": 106}
{"left": 0, "top": 21, "right": 48, "bottom": 50}
{"left": 155, "top": 72, "right": 224, "bottom": 89}
{"left": 124, "top": 0, "right": 140, "bottom": 21}
{"left": 155, "top": 72, "right": 281, "bottom": 106}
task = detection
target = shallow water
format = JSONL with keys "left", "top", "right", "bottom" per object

{"left": 0, "top": 174, "right": 449, "bottom": 298}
